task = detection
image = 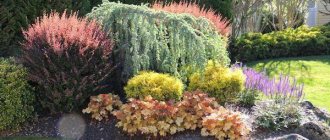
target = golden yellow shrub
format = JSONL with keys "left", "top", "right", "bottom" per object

{"left": 188, "top": 61, "right": 245, "bottom": 104}
{"left": 125, "top": 71, "right": 184, "bottom": 101}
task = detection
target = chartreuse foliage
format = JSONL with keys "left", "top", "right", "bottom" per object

{"left": 87, "top": 2, "right": 229, "bottom": 83}
{"left": 0, "top": 58, "right": 35, "bottom": 130}
{"left": 125, "top": 71, "right": 184, "bottom": 101}
{"left": 189, "top": 61, "right": 245, "bottom": 104}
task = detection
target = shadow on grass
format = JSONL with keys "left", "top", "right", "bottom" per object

{"left": 247, "top": 55, "right": 330, "bottom": 79}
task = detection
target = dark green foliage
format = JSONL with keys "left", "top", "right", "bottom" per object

{"left": 41, "top": 0, "right": 102, "bottom": 16}
{"left": 230, "top": 25, "right": 330, "bottom": 62}
{"left": 238, "top": 90, "right": 259, "bottom": 107}
{"left": 0, "top": 58, "right": 35, "bottom": 131}
{"left": 88, "top": 2, "right": 229, "bottom": 87}
{"left": 0, "top": 0, "right": 42, "bottom": 57}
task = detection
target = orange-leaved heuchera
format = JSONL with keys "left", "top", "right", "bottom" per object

{"left": 83, "top": 94, "right": 122, "bottom": 121}
{"left": 176, "top": 90, "right": 220, "bottom": 130}
{"left": 21, "top": 11, "right": 113, "bottom": 113}
{"left": 152, "top": 1, "right": 230, "bottom": 37}
{"left": 110, "top": 91, "right": 250, "bottom": 139}
{"left": 201, "top": 107, "right": 250, "bottom": 140}
{"left": 112, "top": 96, "right": 180, "bottom": 136}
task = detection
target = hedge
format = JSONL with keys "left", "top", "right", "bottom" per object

{"left": 230, "top": 25, "right": 330, "bottom": 62}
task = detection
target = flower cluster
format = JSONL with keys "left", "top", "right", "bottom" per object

{"left": 201, "top": 107, "right": 250, "bottom": 140}
{"left": 232, "top": 63, "right": 304, "bottom": 102}
{"left": 82, "top": 94, "right": 122, "bottom": 121}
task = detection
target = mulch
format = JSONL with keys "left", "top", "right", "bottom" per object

{"left": 0, "top": 113, "right": 216, "bottom": 140}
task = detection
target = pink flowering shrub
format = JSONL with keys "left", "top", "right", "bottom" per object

{"left": 21, "top": 11, "right": 113, "bottom": 113}
{"left": 152, "top": 1, "right": 230, "bottom": 37}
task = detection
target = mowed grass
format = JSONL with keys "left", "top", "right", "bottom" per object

{"left": 247, "top": 55, "right": 330, "bottom": 111}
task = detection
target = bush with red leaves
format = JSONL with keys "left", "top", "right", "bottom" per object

{"left": 21, "top": 11, "right": 113, "bottom": 113}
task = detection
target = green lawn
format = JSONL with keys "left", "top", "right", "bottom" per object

{"left": 247, "top": 55, "right": 330, "bottom": 111}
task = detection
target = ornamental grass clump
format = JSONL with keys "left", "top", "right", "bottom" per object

{"left": 20, "top": 11, "right": 113, "bottom": 113}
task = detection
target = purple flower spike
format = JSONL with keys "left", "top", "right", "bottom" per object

{"left": 231, "top": 63, "right": 305, "bottom": 102}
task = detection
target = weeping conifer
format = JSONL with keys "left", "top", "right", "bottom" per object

{"left": 88, "top": 2, "right": 230, "bottom": 85}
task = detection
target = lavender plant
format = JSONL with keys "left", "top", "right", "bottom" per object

{"left": 232, "top": 63, "right": 304, "bottom": 104}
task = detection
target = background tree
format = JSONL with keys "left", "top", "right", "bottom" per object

{"left": 231, "top": 0, "right": 266, "bottom": 38}
{"left": 320, "top": 0, "right": 330, "bottom": 15}
{"left": 264, "top": 0, "right": 309, "bottom": 31}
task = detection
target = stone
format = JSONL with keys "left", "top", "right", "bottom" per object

{"left": 274, "top": 134, "right": 308, "bottom": 140}
{"left": 301, "top": 101, "right": 314, "bottom": 109}
{"left": 296, "top": 121, "right": 330, "bottom": 140}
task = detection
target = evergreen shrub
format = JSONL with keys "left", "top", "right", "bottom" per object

{"left": 125, "top": 71, "right": 184, "bottom": 101}
{"left": 0, "top": 58, "right": 35, "bottom": 130}
{"left": 88, "top": 2, "right": 229, "bottom": 85}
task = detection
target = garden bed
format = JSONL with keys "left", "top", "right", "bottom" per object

{"left": 1, "top": 101, "right": 329, "bottom": 140}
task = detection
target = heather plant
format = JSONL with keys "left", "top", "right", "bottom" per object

{"left": 125, "top": 71, "right": 184, "bottom": 101}
{"left": 253, "top": 101, "right": 302, "bottom": 131}
{"left": 87, "top": 2, "right": 229, "bottom": 86}
{"left": 20, "top": 12, "right": 113, "bottom": 113}
{"left": 152, "top": 1, "right": 230, "bottom": 37}
{"left": 82, "top": 93, "right": 122, "bottom": 121}
{"left": 0, "top": 58, "right": 35, "bottom": 130}
{"left": 189, "top": 61, "right": 245, "bottom": 104}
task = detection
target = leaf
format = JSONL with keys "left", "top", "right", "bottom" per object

{"left": 176, "top": 117, "right": 184, "bottom": 126}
